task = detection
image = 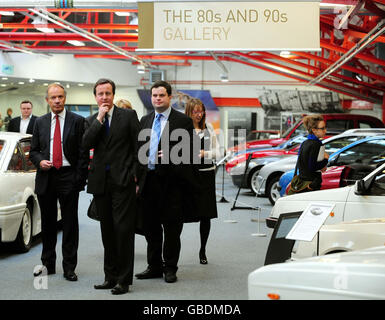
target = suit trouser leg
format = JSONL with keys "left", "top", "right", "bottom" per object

{"left": 37, "top": 168, "right": 79, "bottom": 271}
{"left": 37, "top": 193, "right": 58, "bottom": 270}
{"left": 58, "top": 190, "right": 79, "bottom": 273}
{"left": 95, "top": 173, "right": 136, "bottom": 285}
{"left": 145, "top": 220, "right": 164, "bottom": 270}
{"left": 163, "top": 221, "right": 183, "bottom": 273}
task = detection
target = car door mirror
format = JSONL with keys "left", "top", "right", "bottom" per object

{"left": 328, "top": 156, "right": 337, "bottom": 167}
{"left": 354, "top": 179, "right": 366, "bottom": 195}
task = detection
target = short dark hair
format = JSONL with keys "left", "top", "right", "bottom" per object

{"left": 151, "top": 80, "right": 172, "bottom": 96}
{"left": 93, "top": 78, "right": 116, "bottom": 95}
{"left": 20, "top": 100, "right": 33, "bottom": 108}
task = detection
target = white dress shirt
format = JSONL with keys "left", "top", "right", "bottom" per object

{"left": 50, "top": 109, "right": 70, "bottom": 167}
{"left": 20, "top": 115, "right": 31, "bottom": 134}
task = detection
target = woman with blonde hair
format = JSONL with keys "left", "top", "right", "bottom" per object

{"left": 185, "top": 98, "right": 220, "bottom": 264}
{"left": 115, "top": 99, "right": 132, "bottom": 109}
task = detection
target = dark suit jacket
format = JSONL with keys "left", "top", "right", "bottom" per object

{"left": 83, "top": 106, "right": 140, "bottom": 195}
{"left": 137, "top": 108, "right": 200, "bottom": 221}
{"left": 8, "top": 115, "right": 37, "bottom": 134}
{"left": 30, "top": 111, "right": 89, "bottom": 195}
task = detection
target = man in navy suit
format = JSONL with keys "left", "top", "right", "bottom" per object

{"left": 8, "top": 100, "right": 37, "bottom": 134}
{"left": 135, "top": 81, "right": 199, "bottom": 284}
{"left": 83, "top": 78, "right": 140, "bottom": 295}
{"left": 30, "top": 83, "right": 88, "bottom": 282}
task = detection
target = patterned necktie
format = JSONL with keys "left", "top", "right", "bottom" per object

{"left": 52, "top": 114, "right": 62, "bottom": 169}
{"left": 148, "top": 113, "right": 163, "bottom": 170}
{"left": 105, "top": 114, "right": 110, "bottom": 135}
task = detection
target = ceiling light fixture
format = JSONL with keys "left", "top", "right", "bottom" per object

{"left": 0, "top": 11, "right": 14, "bottom": 16}
{"left": 29, "top": 78, "right": 35, "bottom": 83}
{"left": 67, "top": 40, "right": 85, "bottom": 47}
{"left": 355, "top": 74, "right": 363, "bottom": 81}
{"left": 18, "top": 81, "right": 25, "bottom": 85}
{"left": 280, "top": 50, "right": 291, "bottom": 57}
{"left": 32, "top": 15, "right": 55, "bottom": 33}
{"left": 78, "top": 83, "right": 84, "bottom": 86}
{"left": 30, "top": 8, "right": 149, "bottom": 68}
{"left": 115, "top": 12, "right": 132, "bottom": 17}
{"left": 137, "top": 64, "right": 145, "bottom": 74}
{"left": 220, "top": 74, "right": 229, "bottom": 82}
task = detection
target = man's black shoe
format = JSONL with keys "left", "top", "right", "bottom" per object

{"left": 135, "top": 268, "right": 163, "bottom": 279}
{"left": 164, "top": 272, "right": 177, "bottom": 283}
{"left": 111, "top": 284, "right": 129, "bottom": 295}
{"left": 94, "top": 280, "right": 117, "bottom": 290}
{"left": 33, "top": 266, "right": 55, "bottom": 277}
{"left": 63, "top": 271, "right": 78, "bottom": 281}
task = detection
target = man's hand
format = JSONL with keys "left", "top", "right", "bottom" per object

{"left": 40, "top": 160, "right": 53, "bottom": 170}
{"left": 96, "top": 104, "right": 110, "bottom": 124}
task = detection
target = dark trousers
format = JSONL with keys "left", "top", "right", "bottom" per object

{"left": 37, "top": 167, "right": 79, "bottom": 273}
{"left": 143, "top": 171, "right": 183, "bottom": 273}
{"left": 94, "top": 172, "right": 136, "bottom": 286}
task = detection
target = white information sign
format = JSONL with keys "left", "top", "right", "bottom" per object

{"left": 286, "top": 203, "right": 335, "bottom": 242}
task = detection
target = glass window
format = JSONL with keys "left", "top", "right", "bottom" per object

{"left": 326, "top": 119, "right": 354, "bottom": 133}
{"left": 324, "top": 136, "right": 361, "bottom": 154}
{"left": 335, "top": 139, "right": 385, "bottom": 166}
{"left": 19, "top": 140, "right": 36, "bottom": 171}
{"left": 358, "top": 121, "right": 374, "bottom": 129}
{"left": 7, "top": 146, "right": 24, "bottom": 171}
{"left": 292, "top": 123, "right": 307, "bottom": 136}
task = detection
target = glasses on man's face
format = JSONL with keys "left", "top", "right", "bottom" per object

{"left": 316, "top": 127, "right": 326, "bottom": 130}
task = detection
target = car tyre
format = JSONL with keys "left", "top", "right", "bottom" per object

{"left": 249, "top": 169, "right": 260, "bottom": 195}
{"left": 267, "top": 175, "right": 281, "bottom": 205}
{"left": 14, "top": 203, "right": 33, "bottom": 253}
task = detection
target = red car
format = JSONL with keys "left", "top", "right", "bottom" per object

{"left": 230, "top": 114, "right": 384, "bottom": 154}
{"left": 284, "top": 164, "right": 380, "bottom": 195}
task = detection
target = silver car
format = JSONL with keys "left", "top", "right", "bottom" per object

{"left": 256, "top": 128, "right": 385, "bottom": 205}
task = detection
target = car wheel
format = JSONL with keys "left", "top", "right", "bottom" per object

{"left": 14, "top": 203, "right": 33, "bottom": 253}
{"left": 249, "top": 169, "right": 261, "bottom": 195}
{"left": 267, "top": 175, "right": 281, "bottom": 205}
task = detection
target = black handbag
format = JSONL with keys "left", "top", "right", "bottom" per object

{"left": 87, "top": 198, "right": 100, "bottom": 221}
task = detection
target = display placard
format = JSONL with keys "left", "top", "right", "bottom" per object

{"left": 138, "top": 1, "right": 320, "bottom": 51}
{"left": 286, "top": 203, "right": 335, "bottom": 242}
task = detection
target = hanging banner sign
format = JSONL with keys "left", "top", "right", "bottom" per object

{"left": 138, "top": 1, "right": 320, "bottom": 51}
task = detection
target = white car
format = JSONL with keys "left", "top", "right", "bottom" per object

{"left": 248, "top": 246, "right": 385, "bottom": 300}
{"left": 266, "top": 161, "right": 385, "bottom": 229}
{"left": 256, "top": 128, "right": 385, "bottom": 205}
{"left": 292, "top": 218, "right": 385, "bottom": 260}
{"left": 0, "top": 132, "right": 40, "bottom": 252}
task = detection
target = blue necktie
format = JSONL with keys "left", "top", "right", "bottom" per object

{"left": 105, "top": 114, "right": 110, "bottom": 135}
{"left": 148, "top": 113, "right": 163, "bottom": 170}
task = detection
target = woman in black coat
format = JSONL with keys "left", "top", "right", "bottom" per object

{"left": 295, "top": 114, "right": 329, "bottom": 192}
{"left": 185, "top": 98, "right": 220, "bottom": 264}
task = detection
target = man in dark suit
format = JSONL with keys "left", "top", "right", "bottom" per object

{"left": 83, "top": 78, "right": 140, "bottom": 295}
{"left": 30, "top": 83, "right": 88, "bottom": 282}
{"left": 135, "top": 80, "right": 198, "bottom": 283}
{"left": 8, "top": 100, "right": 37, "bottom": 134}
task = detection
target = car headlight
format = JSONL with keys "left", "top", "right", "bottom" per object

{"left": 229, "top": 162, "right": 246, "bottom": 175}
